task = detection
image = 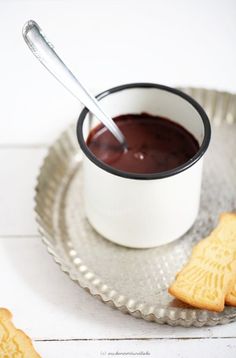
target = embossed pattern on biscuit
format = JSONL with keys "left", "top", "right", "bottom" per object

{"left": 226, "top": 281, "right": 236, "bottom": 306}
{"left": 169, "top": 213, "right": 236, "bottom": 312}
{"left": 0, "top": 308, "right": 41, "bottom": 358}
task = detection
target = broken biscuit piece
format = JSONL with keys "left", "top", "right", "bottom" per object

{"left": 0, "top": 308, "right": 41, "bottom": 357}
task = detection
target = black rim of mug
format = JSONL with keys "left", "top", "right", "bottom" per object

{"left": 76, "top": 83, "right": 211, "bottom": 180}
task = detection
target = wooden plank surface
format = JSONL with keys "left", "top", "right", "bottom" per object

{"left": 0, "top": 148, "right": 47, "bottom": 235}
{"left": 34, "top": 338, "right": 236, "bottom": 358}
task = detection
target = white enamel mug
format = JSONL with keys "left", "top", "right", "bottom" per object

{"left": 77, "top": 83, "right": 211, "bottom": 248}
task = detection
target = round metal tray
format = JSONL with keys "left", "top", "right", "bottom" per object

{"left": 35, "top": 88, "right": 236, "bottom": 327}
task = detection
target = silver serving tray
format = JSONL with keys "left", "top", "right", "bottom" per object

{"left": 35, "top": 88, "right": 236, "bottom": 327}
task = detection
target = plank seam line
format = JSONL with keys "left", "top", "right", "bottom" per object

{"left": 0, "top": 235, "right": 41, "bottom": 238}
{"left": 34, "top": 337, "right": 236, "bottom": 342}
{"left": 0, "top": 145, "right": 48, "bottom": 149}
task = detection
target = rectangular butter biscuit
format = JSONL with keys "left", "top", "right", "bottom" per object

{"left": 169, "top": 213, "right": 236, "bottom": 312}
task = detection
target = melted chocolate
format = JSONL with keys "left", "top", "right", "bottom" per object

{"left": 86, "top": 113, "right": 199, "bottom": 174}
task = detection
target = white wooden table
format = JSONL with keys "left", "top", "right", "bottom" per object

{"left": 1, "top": 1, "right": 236, "bottom": 356}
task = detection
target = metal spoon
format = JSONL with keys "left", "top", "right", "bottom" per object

{"left": 22, "top": 20, "right": 127, "bottom": 148}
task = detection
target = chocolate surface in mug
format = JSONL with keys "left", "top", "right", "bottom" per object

{"left": 86, "top": 113, "right": 200, "bottom": 174}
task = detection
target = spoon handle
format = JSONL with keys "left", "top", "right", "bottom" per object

{"left": 22, "top": 20, "right": 126, "bottom": 147}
